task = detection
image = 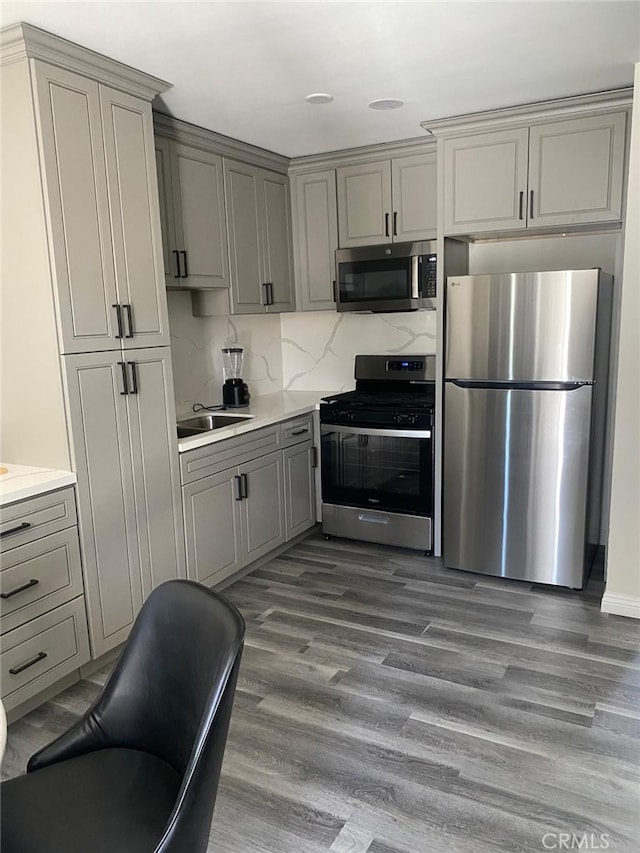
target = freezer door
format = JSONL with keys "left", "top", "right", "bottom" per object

{"left": 445, "top": 271, "right": 599, "bottom": 382}
{"left": 443, "top": 381, "right": 592, "bottom": 587}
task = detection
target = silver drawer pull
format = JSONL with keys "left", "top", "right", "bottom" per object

{"left": 1, "top": 578, "right": 39, "bottom": 599}
{"left": 291, "top": 427, "right": 309, "bottom": 435}
{"left": 0, "top": 521, "right": 31, "bottom": 539}
{"left": 358, "top": 514, "right": 390, "bottom": 525}
{"left": 9, "top": 651, "right": 47, "bottom": 675}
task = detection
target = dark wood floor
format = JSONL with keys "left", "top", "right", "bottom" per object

{"left": 4, "top": 532, "right": 640, "bottom": 851}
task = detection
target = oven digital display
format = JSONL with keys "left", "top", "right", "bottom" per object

{"left": 386, "top": 360, "right": 424, "bottom": 372}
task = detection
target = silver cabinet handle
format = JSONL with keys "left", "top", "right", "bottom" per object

{"left": 0, "top": 521, "right": 31, "bottom": 539}
{"left": 118, "top": 361, "right": 129, "bottom": 395}
{"left": 9, "top": 651, "right": 47, "bottom": 675}
{"left": 113, "top": 304, "right": 124, "bottom": 339}
{"left": 123, "top": 304, "right": 134, "bottom": 338}
{"left": 1, "top": 578, "right": 39, "bottom": 599}
{"left": 129, "top": 361, "right": 139, "bottom": 395}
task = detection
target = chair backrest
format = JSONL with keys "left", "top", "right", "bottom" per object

{"left": 81, "top": 580, "right": 244, "bottom": 852}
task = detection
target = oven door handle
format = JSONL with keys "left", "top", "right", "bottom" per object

{"left": 321, "top": 424, "right": 431, "bottom": 439}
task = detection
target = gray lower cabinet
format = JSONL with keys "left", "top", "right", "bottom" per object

{"left": 182, "top": 450, "right": 284, "bottom": 587}
{"left": 224, "top": 159, "right": 295, "bottom": 313}
{"left": 284, "top": 440, "right": 316, "bottom": 540}
{"left": 1, "top": 487, "right": 90, "bottom": 712}
{"left": 180, "top": 415, "right": 316, "bottom": 588}
{"left": 63, "top": 348, "right": 185, "bottom": 657}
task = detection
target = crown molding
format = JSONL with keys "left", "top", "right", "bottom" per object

{"left": 152, "top": 112, "right": 290, "bottom": 174}
{"left": 288, "top": 135, "right": 435, "bottom": 175}
{"left": 0, "top": 22, "right": 171, "bottom": 100}
{"left": 421, "top": 88, "right": 634, "bottom": 138}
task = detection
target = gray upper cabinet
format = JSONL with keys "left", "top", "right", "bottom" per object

{"left": 33, "top": 61, "right": 169, "bottom": 353}
{"left": 527, "top": 113, "right": 627, "bottom": 228}
{"left": 63, "top": 348, "right": 185, "bottom": 657}
{"left": 336, "top": 153, "right": 437, "bottom": 248}
{"left": 100, "top": 87, "right": 169, "bottom": 348}
{"left": 391, "top": 152, "right": 438, "bottom": 242}
{"left": 155, "top": 137, "right": 230, "bottom": 289}
{"left": 225, "top": 159, "right": 295, "bottom": 314}
{"left": 443, "top": 112, "right": 627, "bottom": 235}
{"left": 291, "top": 169, "right": 339, "bottom": 312}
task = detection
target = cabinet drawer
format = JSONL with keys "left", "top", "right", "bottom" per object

{"left": 0, "top": 528, "right": 84, "bottom": 634}
{"left": 0, "top": 487, "right": 77, "bottom": 552}
{"left": 180, "top": 424, "right": 281, "bottom": 485}
{"left": 281, "top": 415, "right": 314, "bottom": 447}
{"left": 1, "top": 597, "right": 90, "bottom": 711}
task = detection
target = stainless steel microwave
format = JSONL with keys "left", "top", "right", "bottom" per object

{"left": 335, "top": 241, "right": 437, "bottom": 313}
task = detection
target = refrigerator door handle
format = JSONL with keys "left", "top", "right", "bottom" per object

{"left": 449, "top": 379, "right": 590, "bottom": 391}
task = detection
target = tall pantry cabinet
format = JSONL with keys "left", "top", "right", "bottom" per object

{"left": 1, "top": 24, "right": 185, "bottom": 658}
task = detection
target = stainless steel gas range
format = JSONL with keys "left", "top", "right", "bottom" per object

{"left": 320, "top": 354, "right": 435, "bottom": 552}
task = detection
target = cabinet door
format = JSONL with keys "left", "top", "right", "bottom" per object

{"left": 443, "top": 129, "right": 529, "bottom": 235}
{"left": 528, "top": 112, "right": 627, "bottom": 228}
{"left": 182, "top": 469, "right": 243, "bottom": 587}
{"left": 100, "top": 87, "right": 170, "bottom": 348}
{"left": 154, "top": 136, "right": 179, "bottom": 286}
{"left": 225, "top": 160, "right": 265, "bottom": 314}
{"left": 171, "top": 143, "right": 231, "bottom": 289}
{"left": 391, "top": 152, "right": 437, "bottom": 242}
{"left": 261, "top": 170, "right": 295, "bottom": 312}
{"left": 125, "top": 347, "right": 186, "bottom": 597}
{"left": 292, "top": 170, "right": 338, "bottom": 311}
{"left": 32, "top": 62, "right": 119, "bottom": 354}
{"left": 239, "top": 451, "right": 285, "bottom": 564}
{"left": 63, "top": 351, "right": 143, "bottom": 658}
{"left": 336, "top": 160, "right": 392, "bottom": 247}
{"left": 283, "top": 441, "right": 316, "bottom": 541}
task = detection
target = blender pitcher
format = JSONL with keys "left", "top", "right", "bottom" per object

{"left": 222, "top": 347, "right": 250, "bottom": 407}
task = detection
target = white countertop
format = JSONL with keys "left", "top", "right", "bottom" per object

{"left": 0, "top": 464, "right": 77, "bottom": 507}
{"left": 176, "top": 390, "right": 332, "bottom": 453}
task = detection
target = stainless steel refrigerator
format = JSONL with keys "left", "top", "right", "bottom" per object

{"left": 443, "top": 270, "right": 612, "bottom": 589}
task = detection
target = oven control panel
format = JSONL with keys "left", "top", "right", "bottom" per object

{"left": 386, "top": 360, "right": 424, "bottom": 372}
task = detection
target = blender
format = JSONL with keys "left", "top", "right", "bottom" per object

{"left": 222, "top": 347, "right": 250, "bottom": 408}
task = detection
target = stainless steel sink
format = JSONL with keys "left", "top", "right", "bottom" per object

{"left": 177, "top": 412, "right": 253, "bottom": 438}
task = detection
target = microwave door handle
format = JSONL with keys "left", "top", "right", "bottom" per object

{"left": 411, "top": 255, "right": 419, "bottom": 299}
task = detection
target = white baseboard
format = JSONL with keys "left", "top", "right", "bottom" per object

{"left": 601, "top": 592, "right": 640, "bottom": 619}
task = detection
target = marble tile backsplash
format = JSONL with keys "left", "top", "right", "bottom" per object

{"left": 168, "top": 290, "right": 436, "bottom": 413}
{"left": 280, "top": 310, "right": 437, "bottom": 391}
{"left": 167, "top": 291, "right": 283, "bottom": 416}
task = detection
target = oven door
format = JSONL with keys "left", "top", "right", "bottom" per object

{"left": 320, "top": 424, "right": 433, "bottom": 515}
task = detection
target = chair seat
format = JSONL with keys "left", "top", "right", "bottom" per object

{"left": 0, "top": 747, "right": 181, "bottom": 853}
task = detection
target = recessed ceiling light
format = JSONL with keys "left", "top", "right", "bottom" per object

{"left": 305, "top": 93, "right": 334, "bottom": 104}
{"left": 368, "top": 98, "right": 404, "bottom": 111}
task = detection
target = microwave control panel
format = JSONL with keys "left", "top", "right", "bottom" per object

{"left": 422, "top": 254, "right": 437, "bottom": 299}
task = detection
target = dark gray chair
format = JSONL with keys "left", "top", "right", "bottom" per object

{"left": 1, "top": 579, "right": 245, "bottom": 853}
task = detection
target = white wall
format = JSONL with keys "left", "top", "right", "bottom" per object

{"left": 602, "top": 64, "right": 640, "bottom": 619}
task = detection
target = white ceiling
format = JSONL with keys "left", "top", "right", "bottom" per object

{"left": 2, "top": 1, "right": 639, "bottom": 158}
